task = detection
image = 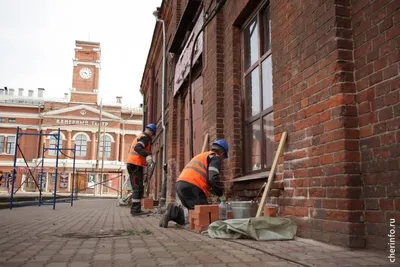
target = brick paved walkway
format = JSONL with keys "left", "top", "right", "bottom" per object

{"left": 0, "top": 199, "right": 390, "bottom": 267}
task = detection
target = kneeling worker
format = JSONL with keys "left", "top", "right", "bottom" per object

{"left": 159, "top": 139, "right": 228, "bottom": 227}
{"left": 126, "top": 123, "right": 157, "bottom": 216}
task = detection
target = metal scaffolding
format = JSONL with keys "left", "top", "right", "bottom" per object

{"left": 73, "top": 169, "right": 124, "bottom": 199}
{"left": 10, "top": 127, "right": 77, "bottom": 210}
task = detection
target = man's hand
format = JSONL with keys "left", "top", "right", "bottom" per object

{"left": 146, "top": 155, "right": 153, "bottom": 164}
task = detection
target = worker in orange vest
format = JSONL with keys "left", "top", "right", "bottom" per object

{"left": 159, "top": 139, "right": 228, "bottom": 227}
{"left": 126, "top": 123, "right": 156, "bottom": 216}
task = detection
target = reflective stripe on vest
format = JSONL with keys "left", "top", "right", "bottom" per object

{"left": 177, "top": 151, "right": 212, "bottom": 197}
{"left": 126, "top": 134, "right": 151, "bottom": 167}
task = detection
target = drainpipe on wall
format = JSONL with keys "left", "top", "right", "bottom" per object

{"left": 154, "top": 15, "right": 167, "bottom": 207}
{"left": 141, "top": 93, "right": 146, "bottom": 132}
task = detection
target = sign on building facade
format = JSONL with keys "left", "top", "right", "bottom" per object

{"left": 55, "top": 119, "right": 108, "bottom": 126}
{"left": 173, "top": 11, "right": 204, "bottom": 96}
{"left": 88, "top": 173, "right": 95, "bottom": 188}
{"left": 60, "top": 172, "right": 68, "bottom": 188}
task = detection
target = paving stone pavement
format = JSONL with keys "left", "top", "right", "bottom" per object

{"left": 0, "top": 199, "right": 391, "bottom": 267}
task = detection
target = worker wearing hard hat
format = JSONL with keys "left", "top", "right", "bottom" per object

{"left": 126, "top": 123, "right": 157, "bottom": 216}
{"left": 159, "top": 139, "right": 228, "bottom": 227}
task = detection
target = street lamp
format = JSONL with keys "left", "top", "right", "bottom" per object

{"left": 153, "top": 8, "right": 167, "bottom": 208}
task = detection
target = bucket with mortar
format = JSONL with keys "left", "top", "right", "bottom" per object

{"left": 230, "top": 201, "right": 258, "bottom": 219}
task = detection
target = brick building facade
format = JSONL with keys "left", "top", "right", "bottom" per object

{"left": 141, "top": 0, "right": 399, "bottom": 249}
{"left": 0, "top": 40, "right": 142, "bottom": 195}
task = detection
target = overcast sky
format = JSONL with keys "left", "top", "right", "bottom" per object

{"left": 0, "top": 0, "right": 160, "bottom": 108}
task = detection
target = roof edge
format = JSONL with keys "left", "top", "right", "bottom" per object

{"left": 75, "top": 40, "right": 100, "bottom": 46}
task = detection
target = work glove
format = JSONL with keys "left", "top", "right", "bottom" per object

{"left": 146, "top": 155, "right": 153, "bottom": 165}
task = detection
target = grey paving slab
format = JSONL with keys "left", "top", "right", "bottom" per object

{"left": 0, "top": 199, "right": 390, "bottom": 267}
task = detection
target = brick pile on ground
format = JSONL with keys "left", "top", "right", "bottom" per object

{"left": 189, "top": 204, "right": 234, "bottom": 232}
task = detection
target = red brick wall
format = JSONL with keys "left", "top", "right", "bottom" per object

{"left": 124, "top": 124, "right": 142, "bottom": 131}
{"left": 70, "top": 92, "right": 97, "bottom": 103}
{"left": 73, "top": 42, "right": 100, "bottom": 92}
{"left": 21, "top": 129, "right": 41, "bottom": 160}
{"left": 203, "top": 2, "right": 223, "bottom": 143}
{"left": 72, "top": 66, "right": 99, "bottom": 92}
{"left": 270, "top": 0, "right": 367, "bottom": 248}
{"left": 352, "top": 0, "right": 400, "bottom": 249}
{"left": 220, "top": 0, "right": 249, "bottom": 197}
{"left": 0, "top": 106, "right": 40, "bottom": 113}
{"left": 141, "top": 0, "right": 398, "bottom": 249}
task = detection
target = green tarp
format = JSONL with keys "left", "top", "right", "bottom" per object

{"left": 207, "top": 217, "right": 297, "bottom": 241}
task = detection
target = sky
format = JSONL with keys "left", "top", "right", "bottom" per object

{"left": 0, "top": 0, "right": 161, "bottom": 108}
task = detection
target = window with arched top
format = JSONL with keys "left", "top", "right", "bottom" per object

{"left": 75, "top": 134, "right": 88, "bottom": 157}
{"left": 99, "top": 135, "right": 112, "bottom": 158}
{"left": 49, "top": 135, "right": 62, "bottom": 156}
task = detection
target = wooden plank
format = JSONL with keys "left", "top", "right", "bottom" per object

{"left": 201, "top": 133, "right": 209, "bottom": 153}
{"left": 256, "top": 131, "right": 287, "bottom": 218}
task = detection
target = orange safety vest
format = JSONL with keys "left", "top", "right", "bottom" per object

{"left": 126, "top": 134, "right": 151, "bottom": 167}
{"left": 177, "top": 151, "right": 213, "bottom": 197}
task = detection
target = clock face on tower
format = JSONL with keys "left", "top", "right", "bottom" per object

{"left": 79, "top": 67, "right": 92, "bottom": 79}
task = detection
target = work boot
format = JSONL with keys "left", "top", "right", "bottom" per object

{"left": 159, "top": 203, "right": 174, "bottom": 228}
{"left": 130, "top": 202, "right": 150, "bottom": 217}
{"left": 131, "top": 210, "right": 150, "bottom": 217}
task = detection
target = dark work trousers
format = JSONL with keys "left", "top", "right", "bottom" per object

{"left": 167, "top": 181, "right": 209, "bottom": 225}
{"left": 127, "top": 163, "right": 144, "bottom": 213}
{"left": 176, "top": 181, "right": 208, "bottom": 210}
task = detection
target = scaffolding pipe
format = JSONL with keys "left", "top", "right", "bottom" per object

{"left": 9, "top": 127, "right": 20, "bottom": 210}
{"left": 75, "top": 170, "right": 79, "bottom": 200}
{"left": 95, "top": 99, "right": 103, "bottom": 196}
{"left": 37, "top": 128, "right": 43, "bottom": 201}
{"left": 40, "top": 142, "right": 45, "bottom": 206}
{"left": 101, "top": 124, "right": 106, "bottom": 195}
{"left": 71, "top": 144, "right": 76, "bottom": 207}
{"left": 52, "top": 129, "right": 61, "bottom": 210}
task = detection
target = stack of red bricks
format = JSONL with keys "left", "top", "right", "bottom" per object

{"left": 189, "top": 204, "right": 234, "bottom": 232}
{"left": 141, "top": 198, "right": 153, "bottom": 209}
{"left": 264, "top": 205, "right": 277, "bottom": 217}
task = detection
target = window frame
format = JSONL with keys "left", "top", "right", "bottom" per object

{"left": 75, "top": 134, "right": 88, "bottom": 157}
{"left": 48, "top": 135, "right": 62, "bottom": 156}
{"left": 241, "top": 2, "right": 273, "bottom": 175}
{"left": 6, "top": 136, "right": 16, "bottom": 155}
{"left": 0, "top": 136, "right": 4, "bottom": 153}
{"left": 99, "top": 135, "right": 112, "bottom": 159}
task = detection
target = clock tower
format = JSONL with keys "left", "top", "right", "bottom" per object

{"left": 71, "top": 40, "right": 101, "bottom": 103}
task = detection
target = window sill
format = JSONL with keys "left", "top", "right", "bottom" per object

{"left": 233, "top": 171, "right": 269, "bottom": 182}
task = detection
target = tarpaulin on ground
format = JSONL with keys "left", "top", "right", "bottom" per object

{"left": 207, "top": 217, "right": 297, "bottom": 241}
